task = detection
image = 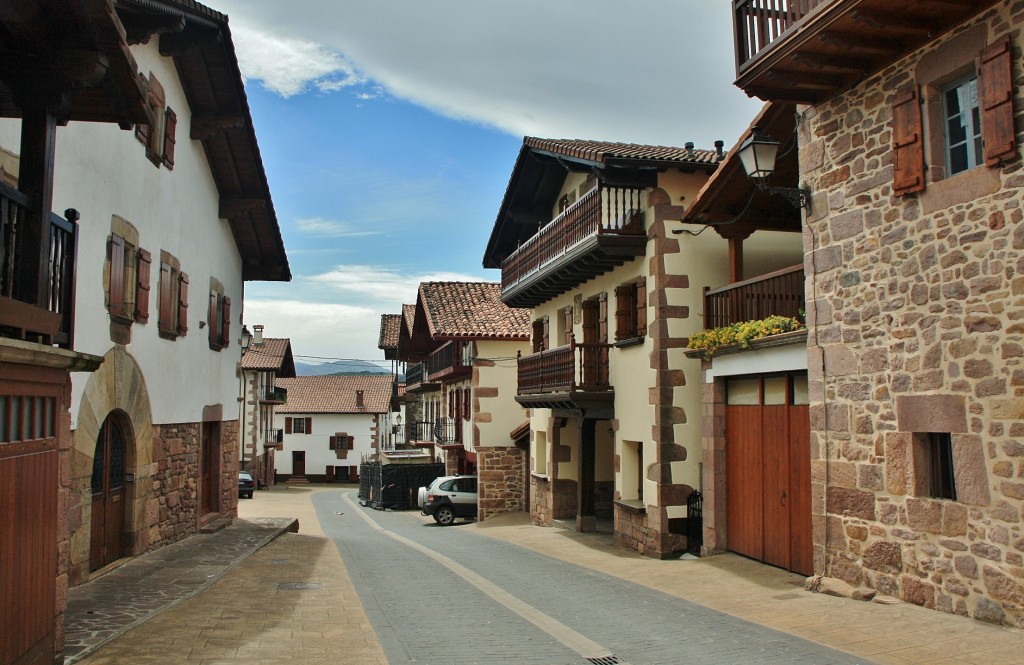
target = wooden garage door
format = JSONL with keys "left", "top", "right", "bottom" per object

{"left": 725, "top": 373, "right": 812, "bottom": 576}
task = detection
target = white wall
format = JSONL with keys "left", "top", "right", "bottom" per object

{"left": 276, "top": 412, "right": 378, "bottom": 476}
{"left": 0, "top": 40, "right": 245, "bottom": 428}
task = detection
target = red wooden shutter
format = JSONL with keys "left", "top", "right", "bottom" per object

{"left": 135, "top": 75, "right": 150, "bottom": 145}
{"left": 347, "top": 435, "right": 354, "bottom": 450}
{"left": 177, "top": 272, "right": 189, "bottom": 335}
{"left": 635, "top": 277, "right": 647, "bottom": 337}
{"left": 892, "top": 85, "right": 926, "bottom": 196}
{"left": 614, "top": 284, "right": 631, "bottom": 341}
{"left": 221, "top": 296, "right": 232, "bottom": 347}
{"left": 563, "top": 307, "right": 573, "bottom": 346}
{"left": 542, "top": 316, "right": 550, "bottom": 351}
{"left": 979, "top": 36, "right": 1016, "bottom": 166}
{"left": 162, "top": 107, "right": 177, "bottom": 169}
{"left": 135, "top": 248, "right": 151, "bottom": 323}
{"left": 285, "top": 418, "right": 292, "bottom": 434}
{"left": 598, "top": 292, "right": 608, "bottom": 344}
{"left": 305, "top": 417, "right": 312, "bottom": 434}
{"left": 108, "top": 234, "right": 125, "bottom": 317}
{"left": 208, "top": 291, "right": 217, "bottom": 345}
{"left": 158, "top": 262, "right": 172, "bottom": 331}
{"left": 449, "top": 389, "right": 455, "bottom": 417}
{"left": 463, "top": 387, "right": 470, "bottom": 421}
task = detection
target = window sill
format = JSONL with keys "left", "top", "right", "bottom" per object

{"left": 614, "top": 337, "right": 644, "bottom": 349}
{"left": 614, "top": 499, "right": 646, "bottom": 514}
{"left": 530, "top": 472, "right": 550, "bottom": 481}
{"left": 158, "top": 329, "right": 180, "bottom": 341}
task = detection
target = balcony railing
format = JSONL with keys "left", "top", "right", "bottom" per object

{"left": 501, "top": 185, "right": 645, "bottom": 293}
{"left": 426, "top": 340, "right": 471, "bottom": 381}
{"left": 734, "top": 0, "right": 824, "bottom": 72}
{"left": 703, "top": 264, "right": 804, "bottom": 330}
{"left": 265, "top": 429, "right": 284, "bottom": 446}
{"left": 406, "top": 418, "right": 460, "bottom": 445}
{"left": 0, "top": 181, "right": 78, "bottom": 348}
{"left": 406, "top": 362, "right": 425, "bottom": 388}
{"left": 518, "top": 336, "right": 612, "bottom": 396}
{"left": 259, "top": 386, "right": 287, "bottom": 403}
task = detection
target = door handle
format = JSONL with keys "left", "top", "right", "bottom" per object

{"left": 780, "top": 489, "right": 787, "bottom": 507}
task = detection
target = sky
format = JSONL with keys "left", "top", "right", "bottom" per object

{"left": 215, "top": 1, "right": 765, "bottom": 367}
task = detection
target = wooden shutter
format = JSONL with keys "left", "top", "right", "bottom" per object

{"left": 532, "top": 320, "right": 544, "bottom": 353}
{"left": 135, "top": 76, "right": 150, "bottom": 145}
{"left": 162, "top": 107, "right": 177, "bottom": 169}
{"left": 134, "top": 249, "right": 151, "bottom": 323}
{"left": 892, "top": 85, "right": 926, "bottom": 196}
{"left": 108, "top": 234, "right": 125, "bottom": 317}
{"left": 221, "top": 296, "right": 232, "bottom": 347}
{"left": 305, "top": 417, "right": 312, "bottom": 434}
{"left": 208, "top": 291, "right": 218, "bottom": 345}
{"left": 463, "top": 388, "right": 470, "bottom": 421}
{"left": 542, "top": 316, "right": 550, "bottom": 351}
{"left": 614, "top": 284, "right": 631, "bottom": 341}
{"left": 177, "top": 272, "right": 189, "bottom": 335}
{"left": 285, "top": 417, "right": 292, "bottom": 434}
{"left": 158, "top": 262, "right": 172, "bottom": 331}
{"left": 449, "top": 389, "right": 455, "bottom": 417}
{"left": 598, "top": 292, "right": 608, "bottom": 344}
{"left": 347, "top": 435, "right": 354, "bottom": 450}
{"left": 635, "top": 277, "right": 647, "bottom": 338}
{"left": 563, "top": 307, "right": 573, "bottom": 346}
{"left": 329, "top": 435, "right": 336, "bottom": 450}
{"left": 979, "top": 36, "right": 1016, "bottom": 166}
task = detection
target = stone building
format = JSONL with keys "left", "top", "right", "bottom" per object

{"left": 732, "top": 0, "right": 1024, "bottom": 626}
{"left": 239, "top": 329, "right": 296, "bottom": 488}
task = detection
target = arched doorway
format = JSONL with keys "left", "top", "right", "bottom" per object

{"left": 90, "top": 413, "right": 130, "bottom": 571}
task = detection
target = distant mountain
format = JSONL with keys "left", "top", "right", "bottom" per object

{"left": 294, "top": 360, "right": 391, "bottom": 376}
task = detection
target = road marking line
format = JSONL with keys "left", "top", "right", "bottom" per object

{"left": 343, "top": 492, "right": 626, "bottom": 663}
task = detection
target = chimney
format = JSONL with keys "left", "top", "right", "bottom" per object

{"left": 253, "top": 324, "right": 264, "bottom": 345}
{"left": 714, "top": 140, "right": 725, "bottom": 161}
{"left": 684, "top": 141, "right": 694, "bottom": 159}
{"left": 356, "top": 390, "right": 364, "bottom": 408}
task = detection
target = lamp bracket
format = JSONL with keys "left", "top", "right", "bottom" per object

{"left": 756, "top": 181, "right": 811, "bottom": 212}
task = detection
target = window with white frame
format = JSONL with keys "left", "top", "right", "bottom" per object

{"left": 943, "top": 74, "right": 982, "bottom": 176}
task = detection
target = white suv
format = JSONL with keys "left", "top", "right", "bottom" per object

{"left": 419, "top": 475, "right": 478, "bottom": 525}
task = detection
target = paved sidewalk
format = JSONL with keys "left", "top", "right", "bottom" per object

{"left": 69, "top": 486, "right": 1024, "bottom": 665}
{"left": 64, "top": 516, "right": 297, "bottom": 663}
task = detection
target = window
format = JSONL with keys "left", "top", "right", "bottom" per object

{"left": 329, "top": 433, "right": 353, "bottom": 450}
{"left": 207, "top": 283, "right": 231, "bottom": 351}
{"left": 135, "top": 73, "right": 177, "bottom": 170}
{"left": 893, "top": 35, "right": 1016, "bottom": 196}
{"left": 106, "top": 220, "right": 148, "bottom": 326}
{"left": 532, "top": 317, "right": 549, "bottom": 352}
{"left": 157, "top": 252, "right": 188, "bottom": 339}
{"left": 915, "top": 433, "right": 957, "bottom": 500}
{"left": 614, "top": 277, "right": 646, "bottom": 342}
{"left": 943, "top": 75, "right": 982, "bottom": 175}
{"left": 286, "top": 417, "right": 311, "bottom": 435}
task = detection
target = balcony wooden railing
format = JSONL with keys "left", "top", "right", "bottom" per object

{"left": 734, "top": 0, "right": 825, "bottom": 71}
{"left": 426, "top": 340, "right": 471, "bottom": 381}
{"left": 405, "top": 362, "right": 428, "bottom": 389}
{"left": 0, "top": 181, "right": 78, "bottom": 348}
{"left": 518, "top": 336, "right": 612, "bottom": 396}
{"left": 265, "top": 429, "right": 284, "bottom": 446}
{"left": 703, "top": 264, "right": 804, "bottom": 330}
{"left": 259, "top": 386, "right": 287, "bottom": 404}
{"left": 501, "top": 185, "right": 645, "bottom": 292}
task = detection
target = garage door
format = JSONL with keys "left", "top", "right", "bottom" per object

{"left": 725, "top": 373, "right": 812, "bottom": 576}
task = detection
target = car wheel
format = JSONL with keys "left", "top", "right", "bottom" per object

{"left": 246, "top": 492, "right": 254, "bottom": 499}
{"left": 434, "top": 505, "right": 456, "bottom": 526}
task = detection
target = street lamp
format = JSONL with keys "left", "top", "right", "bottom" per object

{"left": 241, "top": 325, "right": 252, "bottom": 349}
{"left": 737, "top": 126, "right": 811, "bottom": 211}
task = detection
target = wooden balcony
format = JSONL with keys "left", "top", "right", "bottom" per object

{"left": 501, "top": 185, "right": 646, "bottom": 308}
{"left": 516, "top": 338, "right": 614, "bottom": 415}
{"left": 0, "top": 182, "right": 78, "bottom": 348}
{"left": 425, "top": 340, "right": 472, "bottom": 382}
{"left": 733, "top": 0, "right": 1001, "bottom": 103}
{"left": 259, "top": 386, "right": 287, "bottom": 404}
{"left": 703, "top": 264, "right": 804, "bottom": 329}
{"left": 405, "top": 362, "right": 439, "bottom": 393}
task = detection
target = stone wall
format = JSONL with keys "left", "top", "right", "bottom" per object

{"left": 478, "top": 446, "right": 526, "bottom": 519}
{"left": 150, "top": 422, "right": 202, "bottom": 546}
{"left": 801, "top": 1, "right": 1024, "bottom": 626}
{"left": 531, "top": 475, "right": 552, "bottom": 525}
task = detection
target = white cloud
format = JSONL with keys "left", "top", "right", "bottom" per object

{"left": 295, "top": 216, "right": 382, "bottom": 238}
{"left": 308, "top": 265, "right": 486, "bottom": 306}
{"left": 218, "top": 1, "right": 764, "bottom": 148}
{"left": 230, "top": 24, "right": 364, "bottom": 97}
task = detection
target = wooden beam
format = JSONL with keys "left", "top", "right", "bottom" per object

{"left": 849, "top": 9, "right": 936, "bottom": 37}
{"left": 219, "top": 197, "right": 265, "bottom": 220}
{"left": 765, "top": 69, "right": 845, "bottom": 91}
{"left": 819, "top": 31, "right": 903, "bottom": 55}
{"left": 120, "top": 14, "right": 186, "bottom": 45}
{"left": 190, "top": 114, "right": 245, "bottom": 140}
{"left": 159, "top": 29, "right": 221, "bottom": 58}
{"left": 791, "top": 52, "right": 870, "bottom": 74}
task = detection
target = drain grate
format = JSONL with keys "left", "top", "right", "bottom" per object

{"left": 587, "top": 657, "right": 622, "bottom": 665}
{"left": 276, "top": 582, "right": 323, "bottom": 591}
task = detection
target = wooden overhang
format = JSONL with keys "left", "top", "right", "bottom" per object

{"left": 115, "top": 0, "right": 290, "bottom": 281}
{"left": 734, "top": 0, "right": 1002, "bottom": 104}
{"left": 0, "top": 0, "right": 152, "bottom": 126}
{"left": 680, "top": 101, "right": 801, "bottom": 237}
{"left": 513, "top": 391, "right": 614, "bottom": 420}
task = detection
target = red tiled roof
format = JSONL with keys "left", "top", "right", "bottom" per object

{"left": 523, "top": 137, "right": 720, "bottom": 166}
{"left": 418, "top": 282, "right": 531, "bottom": 340}
{"left": 276, "top": 375, "right": 393, "bottom": 414}
{"left": 402, "top": 304, "right": 416, "bottom": 331}
{"left": 378, "top": 314, "right": 401, "bottom": 350}
{"left": 240, "top": 338, "right": 294, "bottom": 375}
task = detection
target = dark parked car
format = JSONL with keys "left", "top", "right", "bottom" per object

{"left": 420, "top": 475, "right": 477, "bottom": 525}
{"left": 238, "top": 471, "right": 255, "bottom": 499}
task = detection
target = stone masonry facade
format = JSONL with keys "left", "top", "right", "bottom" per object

{"left": 477, "top": 446, "right": 526, "bottom": 519}
{"left": 801, "top": 2, "right": 1024, "bottom": 626}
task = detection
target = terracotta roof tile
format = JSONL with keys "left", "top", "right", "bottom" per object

{"left": 419, "top": 282, "right": 531, "bottom": 340}
{"left": 378, "top": 314, "right": 401, "bottom": 350}
{"left": 402, "top": 304, "right": 416, "bottom": 332}
{"left": 276, "top": 375, "right": 393, "bottom": 414}
{"left": 240, "top": 338, "right": 293, "bottom": 373}
{"left": 523, "top": 137, "right": 720, "bottom": 166}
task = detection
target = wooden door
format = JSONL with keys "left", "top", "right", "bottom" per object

{"left": 293, "top": 450, "right": 305, "bottom": 477}
{"left": 725, "top": 374, "right": 811, "bottom": 575}
{"left": 91, "top": 415, "right": 127, "bottom": 572}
